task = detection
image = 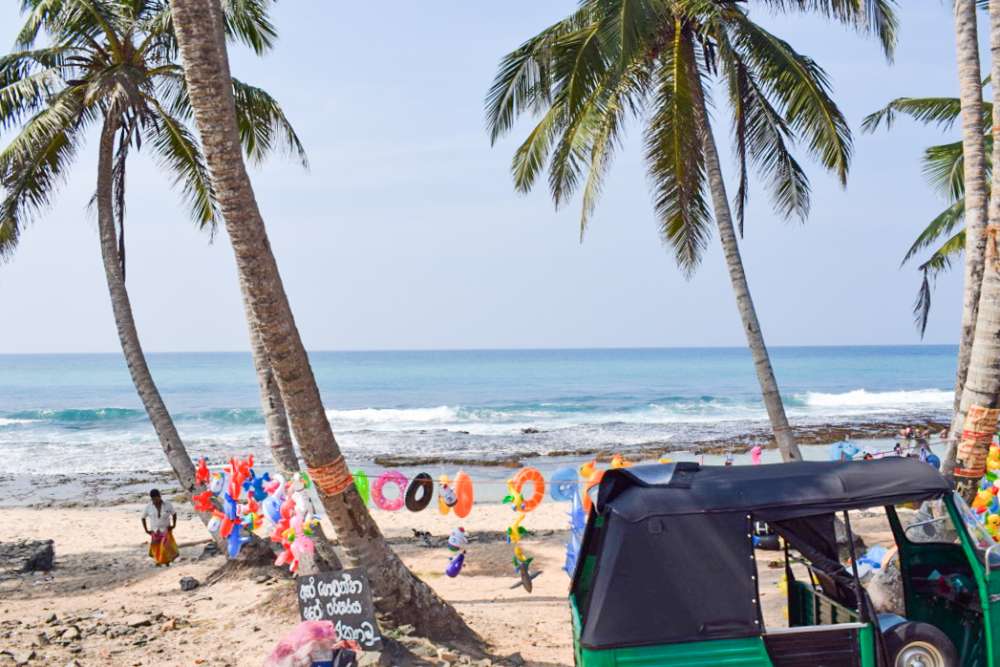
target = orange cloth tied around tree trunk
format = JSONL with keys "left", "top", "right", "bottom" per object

{"left": 308, "top": 456, "right": 354, "bottom": 496}
{"left": 955, "top": 405, "right": 1000, "bottom": 479}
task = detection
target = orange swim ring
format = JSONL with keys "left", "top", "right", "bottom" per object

{"left": 512, "top": 467, "right": 545, "bottom": 512}
{"left": 453, "top": 470, "right": 475, "bottom": 518}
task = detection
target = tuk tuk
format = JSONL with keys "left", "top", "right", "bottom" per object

{"left": 570, "top": 458, "right": 1000, "bottom": 666}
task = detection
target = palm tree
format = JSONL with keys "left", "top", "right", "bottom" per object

{"left": 863, "top": 0, "right": 990, "bottom": 482}
{"left": 486, "top": 0, "right": 895, "bottom": 463}
{"left": 166, "top": 0, "right": 472, "bottom": 641}
{"left": 0, "top": 0, "right": 306, "bottom": 519}
{"left": 952, "top": 0, "right": 1000, "bottom": 501}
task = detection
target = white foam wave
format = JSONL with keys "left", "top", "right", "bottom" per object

{"left": 800, "top": 389, "right": 951, "bottom": 410}
{"left": 0, "top": 417, "right": 35, "bottom": 427}
{"left": 326, "top": 406, "right": 461, "bottom": 425}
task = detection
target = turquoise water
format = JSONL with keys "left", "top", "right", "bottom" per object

{"left": 0, "top": 346, "right": 956, "bottom": 474}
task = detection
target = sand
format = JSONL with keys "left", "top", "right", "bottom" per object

{"left": 0, "top": 500, "right": 898, "bottom": 667}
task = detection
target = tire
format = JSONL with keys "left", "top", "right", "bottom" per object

{"left": 753, "top": 533, "right": 781, "bottom": 550}
{"left": 883, "top": 622, "right": 958, "bottom": 667}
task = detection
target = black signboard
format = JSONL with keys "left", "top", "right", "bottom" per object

{"left": 297, "top": 568, "right": 383, "bottom": 650}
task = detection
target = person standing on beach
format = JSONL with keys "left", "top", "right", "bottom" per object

{"left": 750, "top": 444, "right": 763, "bottom": 465}
{"left": 142, "top": 489, "right": 178, "bottom": 566}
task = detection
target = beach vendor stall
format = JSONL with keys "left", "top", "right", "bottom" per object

{"left": 570, "top": 458, "right": 1000, "bottom": 666}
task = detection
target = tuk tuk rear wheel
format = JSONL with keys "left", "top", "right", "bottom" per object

{"left": 884, "top": 622, "right": 957, "bottom": 667}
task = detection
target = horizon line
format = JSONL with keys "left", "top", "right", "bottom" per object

{"left": 0, "top": 342, "right": 960, "bottom": 356}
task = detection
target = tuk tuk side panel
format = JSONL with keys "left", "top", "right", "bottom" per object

{"left": 575, "top": 637, "right": 774, "bottom": 667}
{"left": 788, "top": 581, "right": 861, "bottom": 627}
{"left": 857, "top": 624, "right": 876, "bottom": 667}
{"left": 944, "top": 495, "right": 997, "bottom": 667}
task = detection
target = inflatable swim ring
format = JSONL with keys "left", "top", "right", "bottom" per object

{"left": 372, "top": 470, "right": 407, "bottom": 511}
{"left": 353, "top": 469, "right": 370, "bottom": 505}
{"left": 512, "top": 467, "right": 545, "bottom": 512}
{"left": 453, "top": 470, "right": 474, "bottom": 518}
{"left": 404, "top": 472, "right": 433, "bottom": 512}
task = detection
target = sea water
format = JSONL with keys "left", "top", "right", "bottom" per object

{"left": 0, "top": 346, "right": 956, "bottom": 476}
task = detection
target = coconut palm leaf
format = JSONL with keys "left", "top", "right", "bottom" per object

{"left": 0, "top": 88, "right": 94, "bottom": 259}
{"left": 753, "top": 0, "right": 897, "bottom": 58}
{"left": 902, "top": 198, "right": 966, "bottom": 267}
{"left": 726, "top": 11, "right": 852, "bottom": 185}
{"left": 645, "top": 23, "right": 711, "bottom": 273}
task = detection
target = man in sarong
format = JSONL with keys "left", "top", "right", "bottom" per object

{"left": 142, "top": 489, "right": 178, "bottom": 566}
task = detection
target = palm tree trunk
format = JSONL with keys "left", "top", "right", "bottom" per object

{"left": 246, "top": 317, "right": 300, "bottom": 475}
{"left": 943, "top": 0, "right": 990, "bottom": 478}
{"left": 96, "top": 115, "right": 214, "bottom": 527}
{"left": 244, "top": 310, "right": 343, "bottom": 570}
{"left": 167, "top": 0, "right": 473, "bottom": 641}
{"left": 688, "top": 64, "right": 802, "bottom": 463}
{"left": 951, "top": 0, "right": 1000, "bottom": 501}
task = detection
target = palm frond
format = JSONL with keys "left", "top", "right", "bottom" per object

{"left": 923, "top": 140, "right": 966, "bottom": 201}
{"left": 727, "top": 11, "right": 852, "bottom": 185}
{"left": 721, "top": 34, "right": 810, "bottom": 228}
{"left": 912, "top": 228, "right": 966, "bottom": 336}
{"left": 902, "top": 198, "right": 965, "bottom": 266}
{"left": 485, "top": 8, "right": 592, "bottom": 145}
{"left": 861, "top": 96, "right": 969, "bottom": 133}
{"left": 0, "top": 88, "right": 92, "bottom": 260}
{"left": 753, "top": 0, "right": 898, "bottom": 59}
{"left": 144, "top": 99, "right": 219, "bottom": 229}
{"left": 645, "top": 23, "right": 711, "bottom": 274}
{"left": 231, "top": 78, "right": 308, "bottom": 167}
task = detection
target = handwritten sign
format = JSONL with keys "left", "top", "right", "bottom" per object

{"left": 297, "top": 568, "right": 382, "bottom": 650}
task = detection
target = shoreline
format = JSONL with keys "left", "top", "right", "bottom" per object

{"left": 0, "top": 416, "right": 948, "bottom": 509}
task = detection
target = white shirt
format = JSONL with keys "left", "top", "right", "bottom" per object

{"left": 143, "top": 500, "right": 176, "bottom": 533}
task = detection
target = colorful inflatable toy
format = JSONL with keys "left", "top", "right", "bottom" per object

{"left": 372, "top": 470, "right": 408, "bottom": 511}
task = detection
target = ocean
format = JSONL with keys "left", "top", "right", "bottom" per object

{"left": 0, "top": 346, "right": 956, "bottom": 477}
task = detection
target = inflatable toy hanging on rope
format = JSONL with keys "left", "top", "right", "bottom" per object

{"left": 445, "top": 526, "right": 468, "bottom": 577}
{"left": 504, "top": 467, "right": 545, "bottom": 592}
{"left": 438, "top": 471, "right": 474, "bottom": 517}
{"left": 372, "top": 470, "right": 408, "bottom": 511}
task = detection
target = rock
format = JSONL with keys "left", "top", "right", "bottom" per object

{"left": 10, "top": 650, "right": 35, "bottom": 666}
{"left": 44, "top": 614, "right": 57, "bottom": 625}
{"left": 179, "top": 576, "right": 200, "bottom": 591}
{"left": 123, "top": 614, "right": 151, "bottom": 628}
{"left": 198, "top": 542, "right": 221, "bottom": 560}
{"left": 60, "top": 626, "right": 81, "bottom": 641}
{"left": 253, "top": 574, "right": 271, "bottom": 584}
{"left": 160, "top": 619, "right": 176, "bottom": 632}
{"left": 65, "top": 661, "right": 82, "bottom": 667}
{"left": 0, "top": 540, "right": 54, "bottom": 574}
{"left": 834, "top": 517, "right": 866, "bottom": 560}
{"left": 868, "top": 555, "right": 905, "bottom": 616}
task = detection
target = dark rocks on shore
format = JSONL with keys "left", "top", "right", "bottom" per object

{"left": 0, "top": 539, "right": 54, "bottom": 574}
{"left": 179, "top": 576, "right": 200, "bottom": 591}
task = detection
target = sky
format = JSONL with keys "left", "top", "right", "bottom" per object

{"left": 0, "top": 2, "right": 985, "bottom": 353}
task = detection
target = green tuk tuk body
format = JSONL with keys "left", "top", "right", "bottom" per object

{"left": 570, "top": 459, "right": 1000, "bottom": 666}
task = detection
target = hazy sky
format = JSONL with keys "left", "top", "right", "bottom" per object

{"left": 0, "top": 2, "right": 984, "bottom": 353}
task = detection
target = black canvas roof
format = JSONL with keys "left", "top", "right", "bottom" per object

{"left": 597, "top": 458, "right": 950, "bottom": 521}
